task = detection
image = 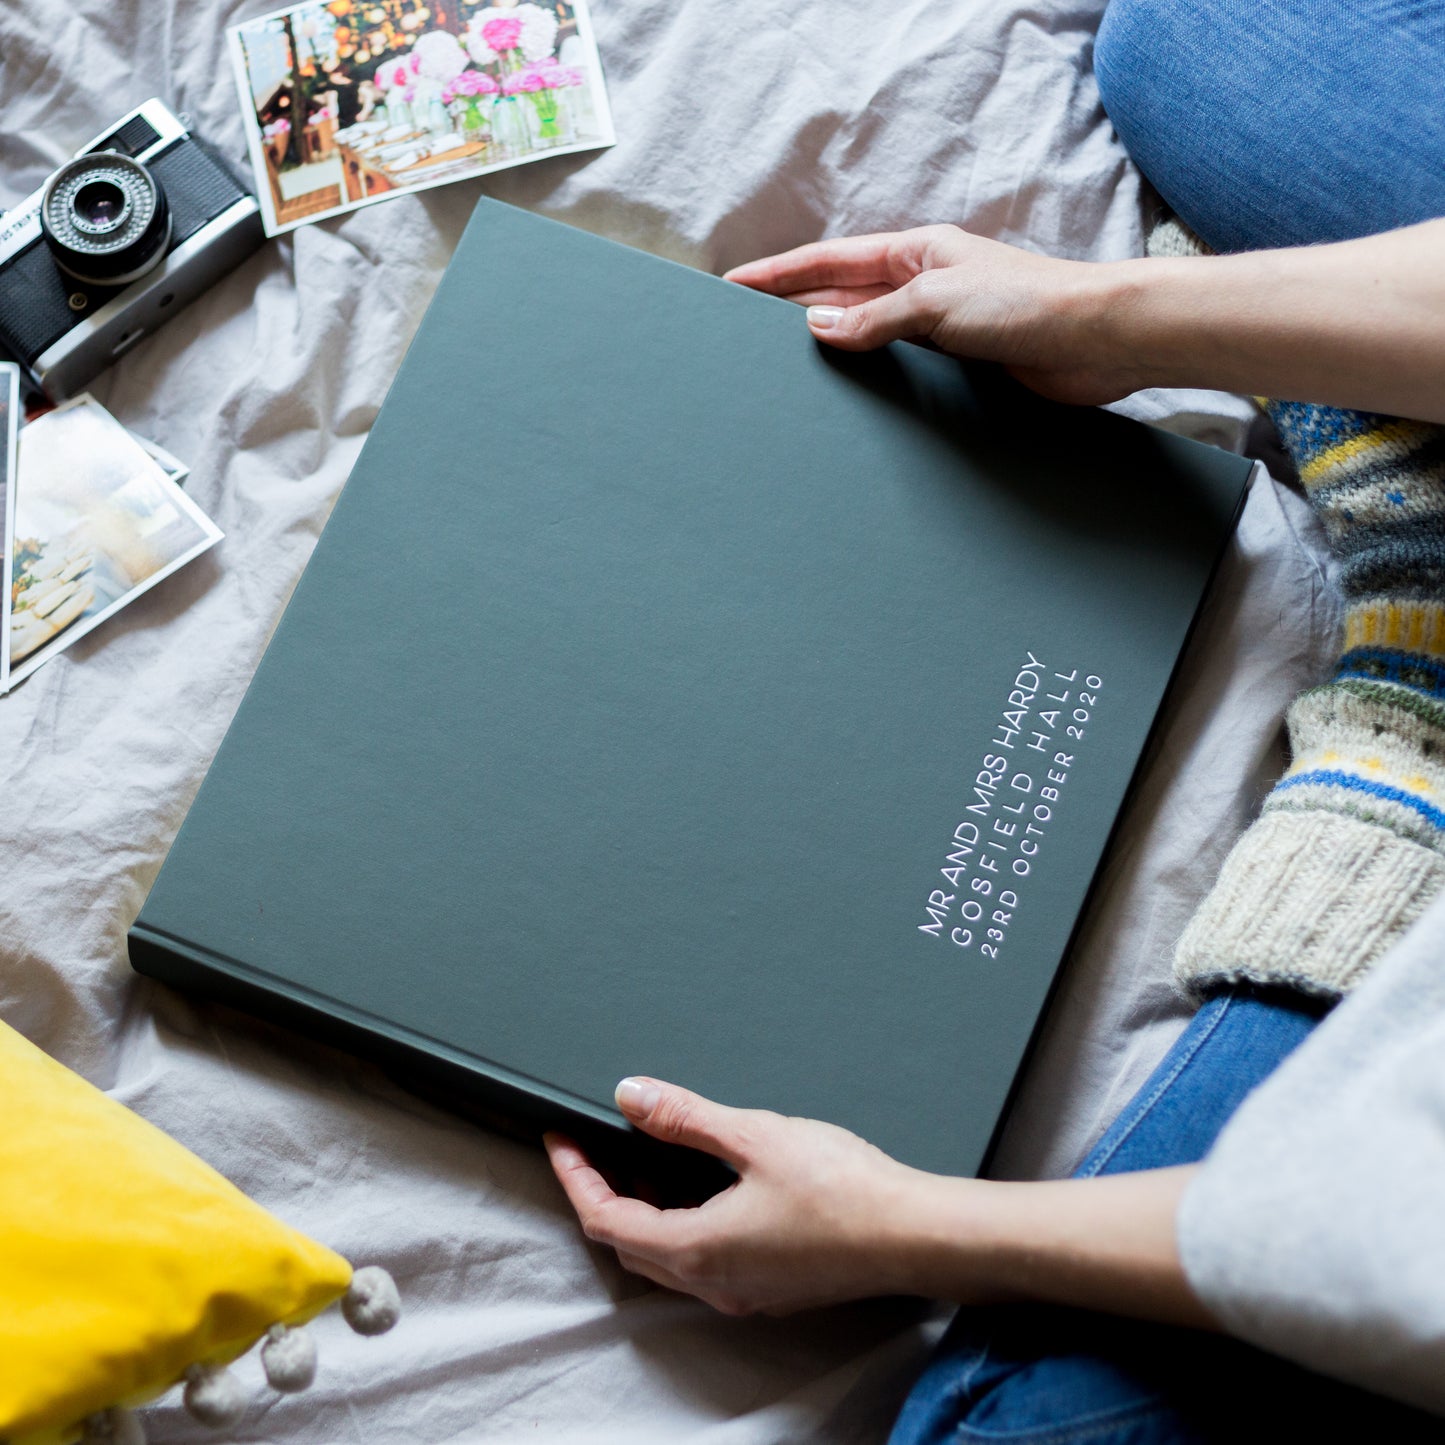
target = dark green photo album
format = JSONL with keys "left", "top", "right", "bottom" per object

{"left": 129, "top": 198, "right": 1250, "bottom": 1181}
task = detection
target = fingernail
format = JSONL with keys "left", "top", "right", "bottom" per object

{"left": 615, "top": 1077, "right": 661, "bottom": 1119}
{"left": 806, "top": 305, "right": 845, "bottom": 330}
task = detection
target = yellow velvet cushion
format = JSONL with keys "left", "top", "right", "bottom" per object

{"left": 0, "top": 1018, "right": 352, "bottom": 1445}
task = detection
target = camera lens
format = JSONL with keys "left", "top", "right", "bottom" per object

{"left": 40, "top": 153, "right": 171, "bottom": 286}
{"left": 73, "top": 180, "right": 129, "bottom": 231}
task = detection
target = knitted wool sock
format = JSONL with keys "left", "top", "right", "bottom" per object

{"left": 1145, "top": 219, "right": 1445, "bottom": 997}
{"left": 1173, "top": 404, "right": 1445, "bottom": 994}
{"left": 1174, "top": 403, "right": 1445, "bottom": 996}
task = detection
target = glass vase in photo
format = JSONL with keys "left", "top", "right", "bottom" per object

{"left": 554, "top": 88, "right": 579, "bottom": 144}
{"left": 492, "top": 94, "right": 529, "bottom": 158}
{"left": 453, "top": 96, "right": 490, "bottom": 141}
{"left": 227, "top": 0, "right": 616, "bottom": 236}
{"left": 525, "top": 89, "right": 564, "bottom": 145}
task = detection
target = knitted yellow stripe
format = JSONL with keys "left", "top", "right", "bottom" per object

{"left": 1344, "top": 600, "right": 1445, "bottom": 657}
{"left": 1285, "top": 748, "right": 1441, "bottom": 795}
{"left": 1299, "top": 419, "right": 1435, "bottom": 488}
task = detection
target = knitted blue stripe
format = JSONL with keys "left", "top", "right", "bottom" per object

{"left": 1273, "top": 769, "right": 1445, "bottom": 830}
{"left": 1336, "top": 648, "right": 1445, "bottom": 697}
{"left": 1267, "top": 401, "right": 1386, "bottom": 465}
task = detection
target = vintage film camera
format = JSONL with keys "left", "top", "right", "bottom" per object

{"left": 0, "top": 99, "right": 264, "bottom": 400}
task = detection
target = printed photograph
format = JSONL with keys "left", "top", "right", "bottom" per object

{"left": 132, "top": 433, "right": 192, "bottom": 488}
{"left": 228, "top": 0, "right": 616, "bottom": 236}
{"left": 0, "top": 363, "right": 16, "bottom": 690}
{"left": 7, "top": 397, "right": 222, "bottom": 691}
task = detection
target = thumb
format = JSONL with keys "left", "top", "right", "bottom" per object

{"left": 805, "top": 275, "right": 941, "bottom": 351}
{"left": 615, "top": 1076, "right": 753, "bottom": 1167}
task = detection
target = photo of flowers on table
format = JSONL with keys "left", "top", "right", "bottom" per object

{"left": 227, "top": 0, "right": 615, "bottom": 236}
{"left": 6, "top": 397, "right": 222, "bottom": 692}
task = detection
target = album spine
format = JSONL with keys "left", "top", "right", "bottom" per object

{"left": 126, "top": 923, "right": 604, "bottom": 1142}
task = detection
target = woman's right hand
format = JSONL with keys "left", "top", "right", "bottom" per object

{"left": 546, "top": 1077, "right": 933, "bottom": 1317}
{"left": 545, "top": 1075, "right": 1213, "bottom": 1328}
{"left": 724, "top": 225, "right": 1147, "bottom": 406}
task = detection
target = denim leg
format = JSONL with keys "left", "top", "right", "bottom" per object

{"left": 888, "top": 987, "right": 1324, "bottom": 1445}
{"left": 891, "top": 8, "right": 1445, "bottom": 1438}
{"left": 1094, "top": 0, "right": 1445, "bottom": 252}
{"left": 890, "top": 1306, "right": 1210, "bottom": 1445}
{"left": 1075, "top": 988, "right": 1326, "bottom": 1177}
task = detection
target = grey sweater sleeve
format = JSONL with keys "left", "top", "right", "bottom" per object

{"left": 1177, "top": 890, "right": 1445, "bottom": 1415}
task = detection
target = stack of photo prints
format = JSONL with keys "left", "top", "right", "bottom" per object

{"left": 228, "top": 0, "right": 615, "bottom": 235}
{"left": 0, "top": 365, "right": 222, "bottom": 693}
{"left": 1, "top": 4, "right": 613, "bottom": 689}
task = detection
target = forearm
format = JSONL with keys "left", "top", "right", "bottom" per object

{"left": 882, "top": 1164, "right": 1216, "bottom": 1329}
{"left": 1094, "top": 219, "right": 1445, "bottom": 422}
{"left": 555, "top": 1079, "right": 1219, "bottom": 1322}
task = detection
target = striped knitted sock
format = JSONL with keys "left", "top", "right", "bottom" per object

{"left": 1175, "top": 403, "right": 1445, "bottom": 997}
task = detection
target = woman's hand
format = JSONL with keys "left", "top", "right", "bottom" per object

{"left": 724, "top": 225, "right": 1146, "bottom": 406}
{"left": 545, "top": 1077, "right": 928, "bottom": 1315}
{"left": 547, "top": 1076, "right": 1214, "bottom": 1327}
{"left": 725, "top": 218, "right": 1445, "bottom": 425}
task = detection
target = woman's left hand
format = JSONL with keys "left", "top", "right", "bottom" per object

{"left": 545, "top": 1077, "right": 930, "bottom": 1316}
{"left": 723, "top": 225, "right": 1142, "bottom": 405}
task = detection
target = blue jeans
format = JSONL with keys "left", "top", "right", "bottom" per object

{"left": 1093, "top": 0, "right": 1445, "bottom": 253}
{"left": 888, "top": 989, "right": 1443, "bottom": 1442}
{"left": 887, "top": 3, "right": 1445, "bottom": 1439}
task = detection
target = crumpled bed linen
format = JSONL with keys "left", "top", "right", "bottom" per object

{"left": 0, "top": 1, "right": 1339, "bottom": 1439}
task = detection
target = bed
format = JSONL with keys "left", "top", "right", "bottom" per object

{"left": 0, "top": 1, "right": 1340, "bottom": 1440}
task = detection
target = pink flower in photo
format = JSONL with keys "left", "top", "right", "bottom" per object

{"left": 462, "top": 69, "right": 501, "bottom": 95}
{"left": 445, "top": 68, "right": 501, "bottom": 101}
{"left": 503, "top": 58, "right": 584, "bottom": 95}
{"left": 481, "top": 15, "right": 523, "bottom": 51}
{"left": 523, "top": 57, "right": 583, "bottom": 89}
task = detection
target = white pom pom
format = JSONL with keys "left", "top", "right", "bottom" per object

{"left": 109, "top": 1408, "right": 148, "bottom": 1445}
{"left": 183, "top": 1361, "right": 247, "bottom": 1429}
{"left": 80, "top": 1405, "right": 146, "bottom": 1444}
{"left": 261, "top": 1322, "right": 318, "bottom": 1392}
{"left": 341, "top": 1265, "right": 401, "bottom": 1336}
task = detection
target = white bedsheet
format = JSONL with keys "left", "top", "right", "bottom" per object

{"left": 0, "top": 2, "right": 1339, "bottom": 1440}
